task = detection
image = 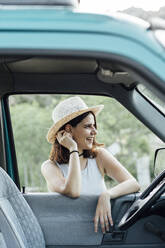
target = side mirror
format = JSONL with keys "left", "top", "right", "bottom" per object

{"left": 154, "top": 148, "right": 165, "bottom": 177}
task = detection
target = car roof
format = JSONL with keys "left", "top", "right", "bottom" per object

{"left": 0, "top": 7, "right": 158, "bottom": 49}
{"left": 0, "top": 3, "right": 165, "bottom": 96}
{"left": 0, "top": 0, "right": 77, "bottom": 5}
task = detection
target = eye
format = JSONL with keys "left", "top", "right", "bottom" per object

{"left": 84, "top": 124, "right": 95, "bottom": 129}
{"left": 84, "top": 124, "right": 91, "bottom": 128}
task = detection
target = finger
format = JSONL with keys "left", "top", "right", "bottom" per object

{"left": 65, "top": 132, "right": 72, "bottom": 138}
{"left": 94, "top": 215, "right": 99, "bottom": 233}
{"left": 100, "top": 215, "right": 105, "bottom": 234}
{"left": 56, "top": 133, "right": 63, "bottom": 143}
{"left": 56, "top": 133, "right": 61, "bottom": 143}
{"left": 107, "top": 212, "right": 113, "bottom": 226}
{"left": 57, "top": 130, "right": 67, "bottom": 141}
{"left": 57, "top": 130, "right": 64, "bottom": 139}
{"left": 104, "top": 215, "right": 109, "bottom": 232}
{"left": 58, "top": 130, "right": 65, "bottom": 135}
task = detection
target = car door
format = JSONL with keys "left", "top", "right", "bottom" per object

{"left": 2, "top": 73, "right": 165, "bottom": 248}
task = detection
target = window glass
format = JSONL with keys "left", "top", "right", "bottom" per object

{"left": 137, "top": 84, "right": 165, "bottom": 115}
{"left": 9, "top": 94, "right": 163, "bottom": 192}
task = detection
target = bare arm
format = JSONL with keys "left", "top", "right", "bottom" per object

{"left": 96, "top": 147, "right": 140, "bottom": 198}
{"left": 41, "top": 130, "right": 81, "bottom": 198}
{"left": 65, "top": 150, "right": 81, "bottom": 197}
{"left": 94, "top": 148, "right": 140, "bottom": 233}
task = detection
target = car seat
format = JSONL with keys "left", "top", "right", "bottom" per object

{"left": 0, "top": 167, "right": 45, "bottom": 248}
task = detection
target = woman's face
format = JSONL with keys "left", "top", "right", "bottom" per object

{"left": 71, "top": 113, "right": 97, "bottom": 151}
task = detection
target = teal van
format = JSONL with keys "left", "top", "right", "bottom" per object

{"left": 0, "top": 1, "right": 165, "bottom": 247}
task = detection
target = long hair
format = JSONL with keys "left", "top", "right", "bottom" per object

{"left": 49, "top": 111, "right": 103, "bottom": 164}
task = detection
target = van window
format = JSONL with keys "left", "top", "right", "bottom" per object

{"left": 9, "top": 94, "right": 162, "bottom": 192}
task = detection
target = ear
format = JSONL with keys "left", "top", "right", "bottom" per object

{"left": 65, "top": 124, "right": 72, "bottom": 133}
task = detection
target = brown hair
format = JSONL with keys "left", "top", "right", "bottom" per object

{"left": 49, "top": 111, "right": 103, "bottom": 164}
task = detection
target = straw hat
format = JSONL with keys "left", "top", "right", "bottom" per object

{"left": 47, "top": 96, "right": 104, "bottom": 144}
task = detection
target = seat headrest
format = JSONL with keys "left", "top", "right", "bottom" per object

{"left": 0, "top": 168, "right": 20, "bottom": 198}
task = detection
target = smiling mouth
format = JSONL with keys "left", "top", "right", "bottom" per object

{"left": 86, "top": 137, "right": 94, "bottom": 142}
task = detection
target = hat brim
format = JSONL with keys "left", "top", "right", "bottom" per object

{"left": 47, "top": 105, "right": 104, "bottom": 144}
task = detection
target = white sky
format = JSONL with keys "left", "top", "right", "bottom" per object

{"left": 79, "top": 0, "right": 165, "bottom": 12}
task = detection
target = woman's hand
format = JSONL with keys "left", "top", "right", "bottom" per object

{"left": 57, "top": 130, "right": 77, "bottom": 151}
{"left": 94, "top": 191, "right": 113, "bottom": 233}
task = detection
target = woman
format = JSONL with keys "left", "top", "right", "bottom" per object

{"left": 41, "top": 96, "right": 140, "bottom": 234}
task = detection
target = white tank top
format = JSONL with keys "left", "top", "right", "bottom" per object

{"left": 56, "top": 158, "right": 107, "bottom": 195}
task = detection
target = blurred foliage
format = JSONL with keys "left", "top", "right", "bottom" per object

{"left": 9, "top": 94, "right": 162, "bottom": 192}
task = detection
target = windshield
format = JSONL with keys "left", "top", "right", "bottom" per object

{"left": 137, "top": 84, "right": 165, "bottom": 115}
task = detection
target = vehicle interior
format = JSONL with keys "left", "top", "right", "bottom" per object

{"left": 0, "top": 3, "right": 165, "bottom": 247}
{"left": 0, "top": 52, "right": 165, "bottom": 248}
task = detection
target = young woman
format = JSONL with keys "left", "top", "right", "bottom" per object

{"left": 41, "top": 96, "right": 140, "bottom": 233}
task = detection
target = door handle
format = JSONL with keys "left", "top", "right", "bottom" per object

{"left": 102, "top": 231, "right": 126, "bottom": 244}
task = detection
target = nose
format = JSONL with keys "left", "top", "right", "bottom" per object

{"left": 91, "top": 127, "right": 97, "bottom": 135}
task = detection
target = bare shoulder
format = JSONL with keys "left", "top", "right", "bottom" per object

{"left": 96, "top": 147, "right": 122, "bottom": 173}
{"left": 41, "top": 159, "right": 59, "bottom": 176}
{"left": 41, "top": 160, "right": 65, "bottom": 193}
{"left": 96, "top": 147, "right": 124, "bottom": 167}
{"left": 96, "top": 147, "right": 106, "bottom": 154}
{"left": 96, "top": 148, "right": 134, "bottom": 181}
{"left": 96, "top": 147, "right": 115, "bottom": 166}
{"left": 41, "top": 159, "right": 54, "bottom": 170}
{"left": 96, "top": 147, "right": 112, "bottom": 159}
